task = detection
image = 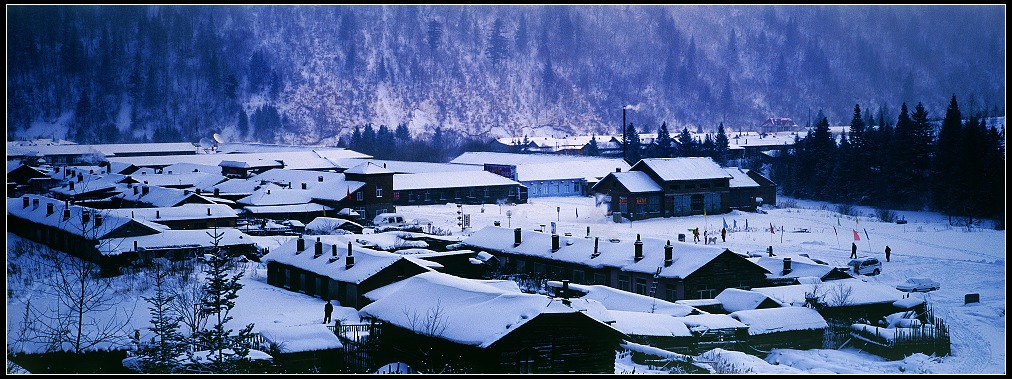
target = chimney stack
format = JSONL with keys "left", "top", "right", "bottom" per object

{"left": 551, "top": 234, "right": 560, "bottom": 252}
{"left": 69, "top": 181, "right": 75, "bottom": 190}
{"left": 63, "top": 209, "right": 71, "bottom": 220}
{"left": 616, "top": 167, "right": 622, "bottom": 172}
{"left": 156, "top": 210, "right": 160, "bottom": 218}
{"left": 591, "top": 237, "right": 600, "bottom": 258}
{"left": 214, "top": 188, "right": 220, "bottom": 196}
{"left": 586, "top": 226, "right": 591, "bottom": 238}
{"left": 301, "top": 182, "right": 307, "bottom": 190}
{"left": 329, "top": 244, "right": 339, "bottom": 263}
{"left": 634, "top": 234, "right": 643, "bottom": 262}
{"left": 208, "top": 207, "right": 212, "bottom": 216}
{"left": 561, "top": 280, "right": 570, "bottom": 299}
{"left": 82, "top": 210, "right": 91, "bottom": 224}
{"left": 142, "top": 186, "right": 149, "bottom": 195}
{"left": 32, "top": 198, "right": 39, "bottom": 209}
{"left": 134, "top": 240, "right": 138, "bottom": 251}
{"left": 318, "top": 175, "right": 324, "bottom": 182}
{"left": 77, "top": 174, "right": 83, "bottom": 182}
{"left": 346, "top": 242, "right": 355, "bottom": 269}
{"left": 783, "top": 257, "right": 792, "bottom": 275}
{"left": 95, "top": 214, "right": 103, "bottom": 227}
{"left": 664, "top": 240, "right": 673, "bottom": 266}
{"left": 514, "top": 228, "right": 522, "bottom": 247}
{"left": 22, "top": 196, "right": 29, "bottom": 208}
{"left": 297, "top": 236, "right": 305, "bottom": 252}
{"left": 47, "top": 203, "right": 54, "bottom": 215}
{"left": 314, "top": 237, "right": 323, "bottom": 258}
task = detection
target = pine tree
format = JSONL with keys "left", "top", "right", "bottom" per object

{"left": 933, "top": 95, "right": 963, "bottom": 219}
{"left": 361, "top": 123, "right": 376, "bottom": 155}
{"left": 585, "top": 135, "right": 600, "bottom": 156}
{"left": 236, "top": 109, "right": 249, "bottom": 137}
{"left": 486, "top": 18, "right": 509, "bottom": 66}
{"left": 654, "top": 122, "right": 673, "bottom": 158}
{"left": 191, "top": 228, "right": 256, "bottom": 373}
{"left": 395, "top": 123, "right": 411, "bottom": 144}
{"left": 714, "top": 122, "right": 730, "bottom": 165}
{"left": 700, "top": 134, "right": 716, "bottom": 160}
{"left": 624, "top": 123, "right": 641, "bottom": 164}
{"left": 130, "top": 262, "right": 188, "bottom": 374}
{"left": 676, "top": 127, "right": 695, "bottom": 157}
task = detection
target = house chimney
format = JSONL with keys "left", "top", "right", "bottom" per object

{"left": 783, "top": 257, "right": 792, "bottom": 275}
{"left": 133, "top": 186, "right": 139, "bottom": 195}
{"left": 297, "top": 236, "right": 305, "bottom": 252}
{"left": 329, "top": 244, "right": 339, "bottom": 263}
{"left": 63, "top": 209, "right": 71, "bottom": 220}
{"left": 142, "top": 186, "right": 149, "bottom": 195}
{"left": 634, "top": 234, "right": 643, "bottom": 262}
{"left": 345, "top": 242, "right": 355, "bottom": 269}
{"left": 591, "top": 237, "right": 600, "bottom": 258}
{"left": 69, "top": 181, "right": 75, "bottom": 190}
{"left": 156, "top": 210, "right": 160, "bottom": 218}
{"left": 314, "top": 237, "right": 323, "bottom": 258}
{"left": 32, "top": 198, "right": 39, "bottom": 209}
{"left": 77, "top": 174, "right": 83, "bottom": 182}
{"left": 586, "top": 226, "right": 591, "bottom": 238}
{"left": 82, "top": 210, "right": 91, "bottom": 224}
{"left": 561, "top": 280, "right": 570, "bottom": 299}
{"left": 214, "top": 188, "right": 220, "bottom": 196}
{"left": 301, "top": 182, "right": 307, "bottom": 190}
{"left": 318, "top": 175, "right": 324, "bottom": 182}
{"left": 551, "top": 234, "right": 560, "bottom": 252}
{"left": 664, "top": 240, "right": 673, "bottom": 266}
{"left": 616, "top": 167, "right": 622, "bottom": 173}
{"left": 208, "top": 207, "right": 212, "bottom": 216}
{"left": 47, "top": 203, "right": 54, "bottom": 215}
{"left": 95, "top": 214, "right": 103, "bottom": 227}
{"left": 514, "top": 228, "right": 522, "bottom": 247}
{"left": 22, "top": 196, "right": 29, "bottom": 208}
{"left": 134, "top": 240, "right": 138, "bottom": 251}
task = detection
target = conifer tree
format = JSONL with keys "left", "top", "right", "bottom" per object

{"left": 676, "top": 127, "right": 695, "bottom": 157}
{"left": 585, "top": 134, "right": 600, "bottom": 156}
{"left": 191, "top": 228, "right": 256, "bottom": 373}
{"left": 933, "top": 95, "right": 963, "bottom": 219}
{"left": 714, "top": 122, "right": 730, "bottom": 165}
{"left": 654, "top": 122, "right": 673, "bottom": 158}
{"left": 130, "top": 262, "right": 188, "bottom": 374}
{"left": 624, "top": 123, "right": 641, "bottom": 164}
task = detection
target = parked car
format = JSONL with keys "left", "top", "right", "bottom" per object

{"left": 843, "top": 257, "right": 882, "bottom": 276}
{"left": 373, "top": 213, "right": 407, "bottom": 227}
{"left": 896, "top": 277, "right": 940, "bottom": 292}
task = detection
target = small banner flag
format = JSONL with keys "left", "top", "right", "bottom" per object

{"left": 864, "top": 228, "right": 870, "bottom": 241}
{"left": 723, "top": 218, "right": 728, "bottom": 229}
{"left": 745, "top": 219, "right": 749, "bottom": 230}
{"left": 833, "top": 226, "right": 838, "bottom": 235}
{"left": 734, "top": 219, "right": 738, "bottom": 229}
{"left": 770, "top": 222, "right": 776, "bottom": 234}
{"left": 853, "top": 229, "right": 861, "bottom": 241}
{"left": 346, "top": 187, "right": 351, "bottom": 199}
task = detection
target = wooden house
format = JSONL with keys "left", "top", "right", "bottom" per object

{"left": 258, "top": 324, "right": 345, "bottom": 373}
{"left": 359, "top": 271, "right": 627, "bottom": 374}
{"left": 729, "top": 307, "right": 828, "bottom": 351}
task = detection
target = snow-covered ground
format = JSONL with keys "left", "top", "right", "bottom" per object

{"left": 6, "top": 195, "right": 1005, "bottom": 374}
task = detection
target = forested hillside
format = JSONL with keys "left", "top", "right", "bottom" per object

{"left": 7, "top": 5, "right": 1005, "bottom": 145}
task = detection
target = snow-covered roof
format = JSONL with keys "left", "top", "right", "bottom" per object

{"left": 608, "top": 310, "right": 693, "bottom": 337}
{"left": 237, "top": 187, "right": 319, "bottom": 206}
{"left": 892, "top": 297, "right": 926, "bottom": 309}
{"left": 724, "top": 167, "right": 761, "bottom": 188}
{"left": 99, "top": 227, "right": 255, "bottom": 256}
{"left": 261, "top": 235, "right": 418, "bottom": 284}
{"left": 305, "top": 217, "right": 363, "bottom": 234}
{"left": 548, "top": 281, "right": 696, "bottom": 316}
{"left": 333, "top": 159, "right": 483, "bottom": 173}
{"left": 244, "top": 169, "right": 364, "bottom": 203}
{"left": 243, "top": 203, "right": 334, "bottom": 214}
{"left": 633, "top": 157, "right": 732, "bottom": 182}
{"left": 49, "top": 171, "right": 127, "bottom": 197}
{"left": 715, "top": 288, "right": 782, "bottom": 313}
{"left": 730, "top": 306, "right": 827, "bottom": 335}
{"left": 607, "top": 171, "right": 664, "bottom": 193}
{"left": 450, "top": 151, "right": 629, "bottom": 166}
{"left": 515, "top": 160, "right": 631, "bottom": 182}
{"left": 344, "top": 161, "right": 394, "bottom": 175}
{"left": 349, "top": 231, "right": 429, "bottom": 251}
{"left": 8, "top": 194, "right": 164, "bottom": 241}
{"left": 128, "top": 171, "right": 226, "bottom": 189}
{"left": 393, "top": 171, "right": 522, "bottom": 191}
{"left": 464, "top": 226, "right": 766, "bottom": 278}
{"left": 674, "top": 314, "right": 748, "bottom": 332}
{"left": 160, "top": 162, "right": 223, "bottom": 174}
{"left": 259, "top": 324, "right": 344, "bottom": 353}
{"left": 107, "top": 149, "right": 362, "bottom": 171}
{"left": 220, "top": 159, "right": 284, "bottom": 169}
{"left": 750, "top": 279, "right": 906, "bottom": 307}
{"left": 115, "top": 183, "right": 217, "bottom": 207}
{"left": 751, "top": 256, "right": 836, "bottom": 280}
{"left": 104, "top": 203, "right": 238, "bottom": 222}
{"left": 359, "top": 271, "right": 622, "bottom": 348}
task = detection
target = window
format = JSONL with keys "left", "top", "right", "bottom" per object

{"left": 484, "top": 188, "right": 490, "bottom": 198}
{"left": 355, "top": 191, "right": 363, "bottom": 201}
{"left": 283, "top": 269, "right": 291, "bottom": 289}
{"left": 593, "top": 273, "right": 607, "bottom": 285}
{"left": 533, "top": 262, "right": 545, "bottom": 274}
{"left": 515, "top": 259, "right": 526, "bottom": 272}
{"left": 634, "top": 278, "right": 648, "bottom": 295}
{"left": 665, "top": 287, "right": 679, "bottom": 302}
{"left": 518, "top": 349, "right": 537, "bottom": 374}
{"left": 696, "top": 285, "right": 716, "bottom": 299}
{"left": 375, "top": 185, "right": 383, "bottom": 198}
{"left": 553, "top": 182, "right": 559, "bottom": 194}
{"left": 618, "top": 275, "right": 630, "bottom": 291}
{"left": 572, "top": 269, "right": 586, "bottom": 284}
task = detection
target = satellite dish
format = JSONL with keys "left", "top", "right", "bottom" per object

{"left": 212, "top": 133, "right": 226, "bottom": 144}
{"left": 198, "top": 137, "right": 214, "bottom": 149}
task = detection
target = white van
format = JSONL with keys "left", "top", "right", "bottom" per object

{"left": 372, "top": 213, "right": 407, "bottom": 227}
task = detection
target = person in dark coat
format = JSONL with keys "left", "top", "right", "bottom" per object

{"left": 721, "top": 227, "right": 727, "bottom": 242}
{"left": 693, "top": 227, "right": 700, "bottom": 243}
{"left": 767, "top": 245, "right": 774, "bottom": 257}
{"left": 324, "top": 300, "right": 334, "bottom": 324}
{"left": 851, "top": 242, "right": 858, "bottom": 259}
{"left": 885, "top": 245, "right": 891, "bottom": 262}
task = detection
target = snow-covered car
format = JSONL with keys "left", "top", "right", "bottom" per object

{"left": 843, "top": 257, "right": 882, "bottom": 276}
{"left": 896, "top": 277, "right": 940, "bottom": 292}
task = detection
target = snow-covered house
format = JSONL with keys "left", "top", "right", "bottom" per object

{"left": 115, "top": 183, "right": 219, "bottom": 208}
{"left": 392, "top": 171, "right": 527, "bottom": 206}
{"left": 546, "top": 281, "right": 697, "bottom": 317}
{"left": 608, "top": 310, "right": 695, "bottom": 353}
{"left": 7, "top": 161, "right": 54, "bottom": 196}
{"left": 674, "top": 313, "right": 750, "bottom": 351}
{"left": 751, "top": 256, "right": 852, "bottom": 285}
{"left": 591, "top": 157, "right": 741, "bottom": 220}
{"left": 258, "top": 324, "right": 345, "bottom": 373}
{"left": 260, "top": 235, "right": 431, "bottom": 309}
{"left": 723, "top": 166, "right": 761, "bottom": 211}
{"left": 750, "top": 279, "right": 908, "bottom": 323}
{"left": 48, "top": 169, "right": 127, "bottom": 202}
{"left": 449, "top": 152, "right": 628, "bottom": 198}
{"left": 103, "top": 203, "right": 238, "bottom": 230}
{"left": 126, "top": 171, "right": 226, "bottom": 190}
{"left": 220, "top": 159, "right": 285, "bottom": 179}
{"left": 359, "top": 271, "right": 627, "bottom": 374}
{"left": 98, "top": 227, "right": 258, "bottom": 261}
{"left": 305, "top": 216, "right": 364, "bottom": 234}
{"left": 715, "top": 288, "right": 783, "bottom": 313}
{"left": 233, "top": 169, "right": 366, "bottom": 223}
{"left": 463, "top": 226, "right": 770, "bottom": 302}
{"left": 342, "top": 162, "right": 396, "bottom": 221}
{"left": 729, "top": 306, "right": 828, "bottom": 351}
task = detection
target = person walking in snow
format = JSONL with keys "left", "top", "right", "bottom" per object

{"left": 324, "top": 300, "right": 334, "bottom": 324}
{"left": 704, "top": 230, "right": 708, "bottom": 244}
{"left": 721, "top": 227, "right": 727, "bottom": 242}
{"left": 693, "top": 228, "right": 700, "bottom": 243}
{"left": 885, "top": 245, "right": 891, "bottom": 262}
{"left": 851, "top": 242, "right": 858, "bottom": 259}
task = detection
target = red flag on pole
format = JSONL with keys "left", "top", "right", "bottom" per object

{"left": 346, "top": 187, "right": 351, "bottom": 200}
{"left": 853, "top": 229, "right": 861, "bottom": 241}
{"left": 770, "top": 222, "right": 776, "bottom": 234}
